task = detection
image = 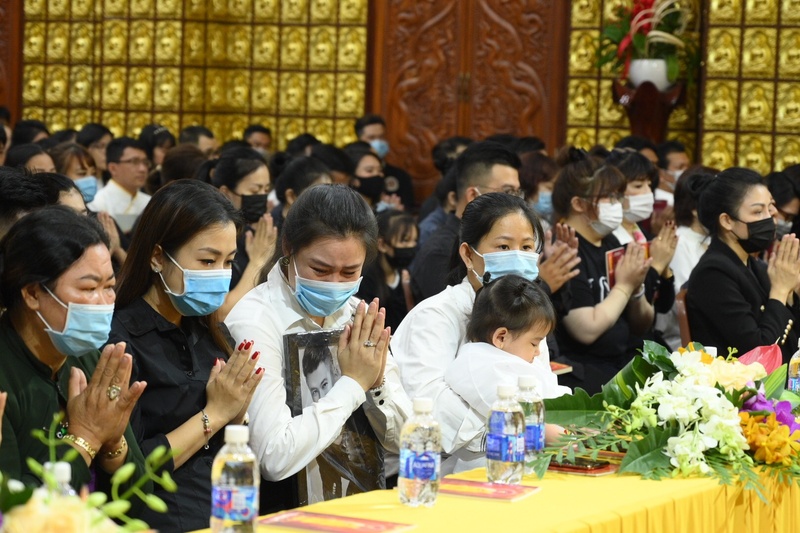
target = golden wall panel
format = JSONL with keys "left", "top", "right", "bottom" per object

{"left": 783, "top": 0, "right": 800, "bottom": 24}
{"left": 704, "top": 80, "right": 738, "bottom": 130}
{"left": 739, "top": 81, "right": 773, "bottom": 132}
{"left": 571, "top": 0, "right": 600, "bottom": 28}
{"left": 737, "top": 134, "right": 772, "bottom": 175}
{"left": 776, "top": 82, "right": 800, "bottom": 133}
{"left": 779, "top": 30, "right": 800, "bottom": 78}
{"left": 597, "top": 128, "right": 629, "bottom": 149}
{"left": 338, "top": 27, "right": 366, "bottom": 71}
{"left": 706, "top": 28, "right": 740, "bottom": 78}
{"left": 567, "top": 79, "right": 597, "bottom": 127}
{"left": 566, "top": 127, "right": 597, "bottom": 150}
{"left": 702, "top": 132, "right": 736, "bottom": 170}
{"left": 775, "top": 136, "right": 800, "bottom": 169}
{"left": 569, "top": 30, "right": 599, "bottom": 76}
{"left": 741, "top": 29, "right": 776, "bottom": 79}
{"left": 22, "top": 0, "right": 367, "bottom": 149}
{"left": 709, "top": 0, "right": 741, "bottom": 24}
{"left": 744, "top": 0, "right": 777, "bottom": 24}
{"left": 598, "top": 80, "right": 625, "bottom": 127}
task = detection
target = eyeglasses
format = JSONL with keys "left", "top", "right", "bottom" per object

{"left": 117, "top": 158, "right": 150, "bottom": 168}
{"left": 475, "top": 186, "right": 525, "bottom": 199}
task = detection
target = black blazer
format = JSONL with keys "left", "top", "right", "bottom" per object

{"left": 686, "top": 237, "right": 800, "bottom": 363}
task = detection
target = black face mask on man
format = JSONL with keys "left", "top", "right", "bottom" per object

{"left": 353, "top": 176, "right": 385, "bottom": 203}
{"left": 387, "top": 246, "right": 415, "bottom": 270}
{"left": 732, "top": 216, "right": 776, "bottom": 254}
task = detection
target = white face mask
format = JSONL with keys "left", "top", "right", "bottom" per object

{"left": 624, "top": 194, "right": 655, "bottom": 223}
{"left": 590, "top": 202, "right": 624, "bottom": 237}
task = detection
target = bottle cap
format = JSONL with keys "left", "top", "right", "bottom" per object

{"left": 497, "top": 384, "right": 516, "bottom": 398}
{"left": 224, "top": 424, "right": 249, "bottom": 444}
{"left": 53, "top": 461, "right": 72, "bottom": 484}
{"left": 518, "top": 375, "right": 537, "bottom": 388}
{"left": 705, "top": 346, "right": 717, "bottom": 357}
{"left": 413, "top": 397, "right": 433, "bottom": 413}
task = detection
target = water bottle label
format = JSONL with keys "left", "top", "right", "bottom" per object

{"left": 211, "top": 486, "right": 258, "bottom": 522}
{"left": 488, "top": 411, "right": 508, "bottom": 435}
{"left": 790, "top": 377, "right": 800, "bottom": 393}
{"left": 486, "top": 433, "right": 525, "bottom": 462}
{"left": 399, "top": 449, "right": 440, "bottom": 481}
{"left": 525, "top": 423, "right": 545, "bottom": 451}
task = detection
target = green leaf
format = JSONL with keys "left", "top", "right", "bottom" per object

{"left": 0, "top": 479, "right": 34, "bottom": 513}
{"left": 619, "top": 427, "right": 677, "bottom": 475}
{"left": 543, "top": 388, "right": 606, "bottom": 427}
{"left": 601, "top": 356, "right": 658, "bottom": 408}
{"left": 666, "top": 54, "right": 680, "bottom": 82}
{"left": 779, "top": 389, "right": 800, "bottom": 408}
{"left": 529, "top": 455, "right": 552, "bottom": 480}
{"left": 143, "top": 493, "right": 168, "bottom": 513}
{"left": 763, "top": 364, "right": 788, "bottom": 400}
{"left": 101, "top": 499, "right": 131, "bottom": 518}
{"left": 111, "top": 463, "right": 136, "bottom": 486}
{"left": 632, "top": 33, "right": 647, "bottom": 58}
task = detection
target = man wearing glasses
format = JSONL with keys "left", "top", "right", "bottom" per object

{"left": 88, "top": 137, "right": 151, "bottom": 234}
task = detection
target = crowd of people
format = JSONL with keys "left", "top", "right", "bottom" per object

{"left": 1, "top": 106, "right": 800, "bottom": 529}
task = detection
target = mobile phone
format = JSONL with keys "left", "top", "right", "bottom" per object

{"left": 550, "top": 457, "right": 610, "bottom": 471}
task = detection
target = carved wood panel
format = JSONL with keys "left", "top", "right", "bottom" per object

{"left": 0, "top": 0, "right": 23, "bottom": 120}
{"left": 368, "top": 0, "right": 568, "bottom": 203}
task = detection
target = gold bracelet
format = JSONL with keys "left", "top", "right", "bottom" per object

{"left": 63, "top": 434, "right": 97, "bottom": 461}
{"left": 102, "top": 436, "right": 128, "bottom": 460}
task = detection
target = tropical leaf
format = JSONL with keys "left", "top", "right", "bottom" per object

{"left": 779, "top": 389, "right": 800, "bottom": 408}
{"left": 601, "top": 356, "right": 658, "bottom": 409}
{"left": 619, "top": 426, "right": 677, "bottom": 475}
{"left": 543, "top": 388, "right": 606, "bottom": 427}
{"left": 666, "top": 54, "right": 679, "bottom": 81}
{"left": 763, "top": 364, "right": 788, "bottom": 400}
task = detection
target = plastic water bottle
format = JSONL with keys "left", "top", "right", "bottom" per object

{"left": 47, "top": 461, "right": 76, "bottom": 496}
{"left": 211, "top": 425, "right": 259, "bottom": 532}
{"left": 789, "top": 340, "right": 800, "bottom": 393}
{"left": 486, "top": 385, "right": 525, "bottom": 484}
{"left": 517, "top": 376, "right": 545, "bottom": 475}
{"left": 398, "top": 397, "right": 441, "bottom": 507}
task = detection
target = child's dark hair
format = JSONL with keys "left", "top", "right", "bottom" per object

{"left": 466, "top": 274, "right": 556, "bottom": 344}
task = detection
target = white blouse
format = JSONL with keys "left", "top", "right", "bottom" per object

{"left": 225, "top": 262, "right": 412, "bottom": 482}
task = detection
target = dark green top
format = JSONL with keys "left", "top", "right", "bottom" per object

{"left": 0, "top": 314, "right": 151, "bottom": 500}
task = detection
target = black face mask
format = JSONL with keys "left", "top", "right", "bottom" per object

{"left": 353, "top": 176, "right": 385, "bottom": 203}
{"left": 733, "top": 217, "right": 776, "bottom": 254}
{"left": 239, "top": 193, "right": 269, "bottom": 223}
{"left": 387, "top": 246, "right": 415, "bottom": 270}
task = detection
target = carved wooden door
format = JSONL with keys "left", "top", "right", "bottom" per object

{"left": 368, "top": 0, "right": 569, "bottom": 203}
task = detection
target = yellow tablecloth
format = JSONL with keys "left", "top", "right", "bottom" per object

{"left": 201, "top": 468, "right": 800, "bottom": 532}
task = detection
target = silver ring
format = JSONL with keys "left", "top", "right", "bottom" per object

{"left": 363, "top": 340, "right": 376, "bottom": 348}
{"left": 107, "top": 385, "right": 121, "bottom": 401}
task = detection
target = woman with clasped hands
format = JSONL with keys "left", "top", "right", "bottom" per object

{"left": 225, "top": 184, "right": 412, "bottom": 510}
{"left": 0, "top": 206, "right": 149, "bottom": 495}
{"left": 110, "top": 181, "right": 263, "bottom": 532}
{"left": 688, "top": 168, "right": 800, "bottom": 363}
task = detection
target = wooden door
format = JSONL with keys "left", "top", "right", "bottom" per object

{"left": 367, "top": 0, "right": 569, "bottom": 204}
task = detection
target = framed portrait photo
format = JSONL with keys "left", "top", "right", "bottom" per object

{"left": 283, "top": 328, "right": 385, "bottom": 506}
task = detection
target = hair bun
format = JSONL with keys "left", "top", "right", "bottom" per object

{"left": 513, "top": 281, "right": 529, "bottom": 298}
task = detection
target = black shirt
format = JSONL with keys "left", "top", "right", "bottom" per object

{"left": 687, "top": 237, "right": 800, "bottom": 363}
{"left": 556, "top": 233, "right": 634, "bottom": 393}
{"left": 357, "top": 263, "right": 408, "bottom": 332}
{"left": 109, "top": 298, "right": 230, "bottom": 533}
{"left": 410, "top": 213, "right": 460, "bottom": 302}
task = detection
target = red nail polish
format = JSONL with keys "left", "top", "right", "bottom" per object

{"left": 213, "top": 358, "right": 218, "bottom": 366}
{"left": 245, "top": 340, "right": 253, "bottom": 350}
{"left": 238, "top": 341, "right": 245, "bottom": 351}
{"left": 256, "top": 367, "right": 263, "bottom": 375}
{"left": 252, "top": 351, "right": 260, "bottom": 360}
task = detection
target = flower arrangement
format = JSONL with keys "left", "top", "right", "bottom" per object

{"left": 597, "top": 0, "right": 699, "bottom": 83}
{"left": 0, "top": 414, "right": 176, "bottom": 532}
{"left": 538, "top": 342, "right": 800, "bottom": 499}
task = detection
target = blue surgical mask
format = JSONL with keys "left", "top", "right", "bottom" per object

{"left": 292, "top": 259, "right": 362, "bottom": 317}
{"left": 471, "top": 248, "right": 540, "bottom": 285}
{"left": 159, "top": 252, "right": 232, "bottom": 316}
{"left": 532, "top": 192, "right": 553, "bottom": 218}
{"left": 37, "top": 286, "right": 114, "bottom": 357}
{"left": 369, "top": 139, "right": 390, "bottom": 159}
{"left": 74, "top": 176, "right": 98, "bottom": 203}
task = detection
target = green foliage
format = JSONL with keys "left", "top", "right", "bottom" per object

{"left": 763, "top": 365, "right": 788, "bottom": 400}
{"left": 543, "top": 388, "right": 606, "bottom": 427}
{"left": 618, "top": 426, "right": 677, "bottom": 477}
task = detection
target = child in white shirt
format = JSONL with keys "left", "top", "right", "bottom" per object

{"left": 445, "top": 275, "right": 570, "bottom": 471}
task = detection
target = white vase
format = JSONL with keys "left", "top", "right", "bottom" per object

{"left": 628, "top": 59, "right": 671, "bottom": 92}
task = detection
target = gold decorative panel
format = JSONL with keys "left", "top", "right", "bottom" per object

{"left": 701, "top": 0, "right": 796, "bottom": 172}
{"left": 22, "top": 0, "right": 368, "bottom": 146}
{"left": 566, "top": 0, "right": 697, "bottom": 157}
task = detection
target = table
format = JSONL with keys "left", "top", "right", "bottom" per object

{"left": 201, "top": 468, "right": 800, "bottom": 532}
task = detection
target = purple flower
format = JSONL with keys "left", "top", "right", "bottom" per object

{"left": 743, "top": 390, "right": 775, "bottom": 413}
{"left": 774, "top": 401, "right": 800, "bottom": 433}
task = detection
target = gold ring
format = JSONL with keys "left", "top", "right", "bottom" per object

{"left": 107, "top": 385, "right": 121, "bottom": 401}
{"left": 363, "top": 340, "right": 376, "bottom": 348}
